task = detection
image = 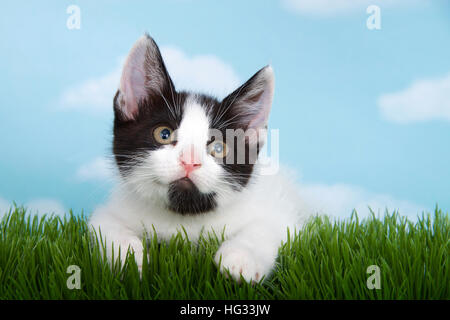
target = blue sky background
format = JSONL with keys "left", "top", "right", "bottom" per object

{"left": 0, "top": 0, "right": 449, "bottom": 219}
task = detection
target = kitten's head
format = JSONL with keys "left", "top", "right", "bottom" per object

{"left": 113, "top": 35, "right": 274, "bottom": 214}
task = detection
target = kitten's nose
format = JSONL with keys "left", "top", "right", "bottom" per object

{"left": 179, "top": 146, "right": 202, "bottom": 176}
{"left": 180, "top": 159, "right": 201, "bottom": 175}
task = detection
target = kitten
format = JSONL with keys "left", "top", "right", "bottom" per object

{"left": 89, "top": 34, "right": 311, "bottom": 283}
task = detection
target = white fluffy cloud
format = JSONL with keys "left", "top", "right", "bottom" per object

{"left": 0, "top": 197, "right": 10, "bottom": 215}
{"left": 59, "top": 60, "right": 122, "bottom": 113}
{"left": 282, "top": 0, "right": 416, "bottom": 16}
{"left": 160, "top": 46, "right": 240, "bottom": 98}
{"left": 299, "top": 183, "right": 426, "bottom": 221}
{"left": 59, "top": 46, "right": 240, "bottom": 113}
{"left": 25, "top": 199, "right": 67, "bottom": 217}
{"left": 378, "top": 72, "right": 450, "bottom": 124}
{"left": 76, "top": 157, "right": 115, "bottom": 182}
{"left": 0, "top": 197, "right": 67, "bottom": 218}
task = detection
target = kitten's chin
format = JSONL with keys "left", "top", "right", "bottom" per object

{"left": 171, "top": 177, "right": 196, "bottom": 190}
{"left": 169, "top": 175, "right": 208, "bottom": 193}
{"left": 167, "top": 177, "right": 217, "bottom": 215}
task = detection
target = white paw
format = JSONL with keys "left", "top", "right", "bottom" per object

{"left": 115, "top": 237, "right": 144, "bottom": 272}
{"left": 214, "top": 242, "right": 266, "bottom": 284}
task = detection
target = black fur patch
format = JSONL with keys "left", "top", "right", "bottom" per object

{"left": 113, "top": 90, "right": 187, "bottom": 170}
{"left": 167, "top": 178, "right": 217, "bottom": 214}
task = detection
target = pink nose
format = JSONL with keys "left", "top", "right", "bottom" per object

{"left": 179, "top": 147, "right": 202, "bottom": 175}
{"left": 180, "top": 159, "right": 201, "bottom": 175}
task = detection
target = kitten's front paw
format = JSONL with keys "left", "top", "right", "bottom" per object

{"left": 116, "top": 238, "right": 144, "bottom": 273}
{"left": 214, "top": 242, "right": 266, "bottom": 284}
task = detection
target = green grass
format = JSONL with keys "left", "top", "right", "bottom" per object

{"left": 0, "top": 206, "right": 448, "bottom": 299}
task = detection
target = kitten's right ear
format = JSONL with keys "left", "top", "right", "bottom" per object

{"left": 115, "top": 34, "right": 174, "bottom": 121}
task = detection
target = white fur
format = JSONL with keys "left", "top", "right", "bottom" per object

{"left": 90, "top": 95, "right": 311, "bottom": 282}
{"left": 90, "top": 167, "right": 310, "bottom": 282}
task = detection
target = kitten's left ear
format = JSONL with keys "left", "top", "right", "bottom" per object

{"left": 222, "top": 66, "right": 274, "bottom": 145}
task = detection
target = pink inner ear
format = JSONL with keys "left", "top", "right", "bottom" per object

{"left": 247, "top": 90, "right": 272, "bottom": 130}
{"left": 246, "top": 67, "right": 275, "bottom": 143}
{"left": 118, "top": 37, "right": 151, "bottom": 120}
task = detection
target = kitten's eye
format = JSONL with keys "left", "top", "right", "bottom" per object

{"left": 153, "top": 126, "right": 174, "bottom": 145}
{"left": 208, "top": 140, "right": 228, "bottom": 158}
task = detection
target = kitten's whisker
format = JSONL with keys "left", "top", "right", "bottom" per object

{"left": 212, "top": 83, "right": 246, "bottom": 127}
{"left": 158, "top": 90, "right": 177, "bottom": 121}
{"left": 166, "top": 75, "right": 180, "bottom": 118}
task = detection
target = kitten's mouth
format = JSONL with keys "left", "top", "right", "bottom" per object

{"left": 172, "top": 177, "right": 196, "bottom": 190}
{"left": 167, "top": 177, "right": 217, "bottom": 214}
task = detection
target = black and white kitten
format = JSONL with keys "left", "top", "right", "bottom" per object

{"left": 89, "top": 35, "right": 310, "bottom": 282}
